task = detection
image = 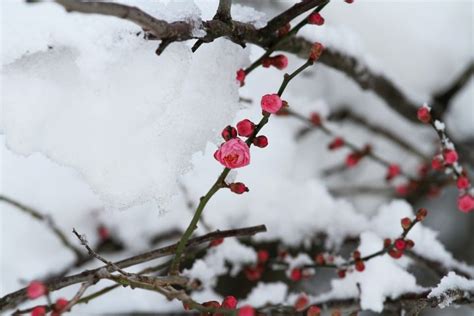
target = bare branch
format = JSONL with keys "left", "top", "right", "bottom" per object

{"left": 215, "top": 0, "right": 232, "bottom": 22}
{"left": 0, "top": 194, "right": 84, "bottom": 259}
{"left": 0, "top": 224, "right": 266, "bottom": 312}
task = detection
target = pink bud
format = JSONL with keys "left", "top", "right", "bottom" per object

{"left": 221, "top": 125, "right": 238, "bottom": 141}
{"left": 238, "top": 305, "right": 255, "bottom": 316}
{"left": 214, "top": 138, "right": 250, "bottom": 169}
{"left": 417, "top": 106, "right": 431, "bottom": 123}
{"left": 386, "top": 164, "right": 401, "bottom": 181}
{"left": 31, "top": 306, "right": 46, "bottom": 316}
{"left": 257, "top": 250, "right": 269, "bottom": 263}
{"left": 310, "top": 112, "right": 321, "bottom": 126}
{"left": 261, "top": 94, "right": 283, "bottom": 114}
{"left": 328, "top": 137, "right": 345, "bottom": 150}
{"left": 54, "top": 298, "right": 69, "bottom": 314}
{"left": 27, "top": 281, "right": 47, "bottom": 300}
{"left": 210, "top": 238, "right": 224, "bottom": 247}
{"left": 308, "top": 12, "right": 325, "bottom": 25}
{"left": 443, "top": 149, "right": 458, "bottom": 165}
{"left": 236, "top": 119, "right": 255, "bottom": 137}
{"left": 222, "top": 296, "right": 238, "bottom": 309}
{"left": 229, "top": 182, "right": 249, "bottom": 194}
{"left": 309, "top": 42, "right": 324, "bottom": 62}
{"left": 457, "top": 176, "right": 470, "bottom": 190}
{"left": 236, "top": 69, "right": 246, "bottom": 86}
{"left": 457, "top": 194, "right": 474, "bottom": 213}
{"left": 345, "top": 152, "right": 360, "bottom": 167}
{"left": 294, "top": 294, "right": 309, "bottom": 312}
{"left": 271, "top": 54, "right": 288, "bottom": 70}
{"left": 253, "top": 135, "right": 268, "bottom": 148}
{"left": 431, "top": 155, "right": 444, "bottom": 170}
{"left": 290, "top": 268, "right": 302, "bottom": 281}
{"left": 307, "top": 305, "right": 322, "bottom": 316}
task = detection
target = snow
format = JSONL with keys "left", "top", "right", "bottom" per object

{"left": 1, "top": 0, "right": 473, "bottom": 314}
{"left": 1, "top": 0, "right": 248, "bottom": 209}
{"left": 313, "top": 232, "right": 425, "bottom": 313}
{"left": 428, "top": 272, "right": 474, "bottom": 308}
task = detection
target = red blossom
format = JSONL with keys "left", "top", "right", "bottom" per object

{"left": 457, "top": 194, "right": 474, "bottom": 213}
{"left": 394, "top": 238, "right": 406, "bottom": 251}
{"left": 307, "top": 305, "right": 322, "bottom": 316}
{"left": 443, "top": 149, "right": 458, "bottom": 165}
{"left": 221, "top": 125, "right": 237, "bottom": 141}
{"left": 236, "top": 119, "right": 255, "bottom": 137}
{"left": 222, "top": 296, "right": 238, "bottom": 309}
{"left": 31, "top": 306, "right": 46, "bottom": 316}
{"left": 245, "top": 266, "right": 263, "bottom": 281}
{"left": 53, "top": 298, "right": 69, "bottom": 314}
{"left": 97, "top": 225, "right": 110, "bottom": 240}
{"left": 229, "top": 182, "right": 249, "bottom": 194}
{"left": 406, "top": 239, "right": 415, "bottom": 249}
{"left": 388, "top": 248, "right": 403, "bottom": 259}
{"left": 308, "top": 12, "right": 325, "bottom": 25}
{"left": 272, "top": 55, "right": 289, "bottom": 70}
{"left": 253, "top": 135, "right": 269, "bottom": 148}
{"left": 345, "top": 0, "right": 354, "bottom": 3}
{"left": 290, "top": 268, "right": 302, "bottom": 281}
{"left": 257, "top": 250, "right": 269, "bottom": 263}
{"left": 386, "top": 164, "right": 401, "bottom": 181}
{"left": 383, "top": 238, "right": 392, "bottom": 248}
{"left": 431, "top": 156, "right": 444, "bottom": 170}
{"left": 309, "top": 42, "right": 324, "bottom": 62}
{"left": 310, "top": 112, "right": 322, "bottom": 126}
{"left": 457, "top": 176, "right": 470, "bottom": 190}
{"left": 352, "top": 250, "right": 361, "bottom": 260}
{"left": 294, "top": 293, "right": 309, "bottom": 312}
{"left": 354, "top": 260, "right": 365, "bottom": 272}
{"left": 417, "top": 105, "right": 431, "bottom": 123}
{"left": 236, "top": 69, "right": 246, "bottom": 86}
{"left": 26, "top": 281, "right": 47, "bottom": 300}
{"left": 345, "top": 152, "right": 361, "bottom": 167}
{"left": 337, "top": 269, "right": 346, "bottom": 278}
{"left": 328, "top": 137, "right": 345, "bottom": 150}
{"left": 238, "top": 305, "right": 255, "bottom": 316}
{"left": 210, "top": 238, "right": 224, "bottom": 247}
{"left": 214, "top": 138, "right": 250, "bottom": 169}
{"left": 261, "top": 94, "right": 283, "bottom": 114}
{"left": 401, "top": 217, "right": 412, "bottom": 230}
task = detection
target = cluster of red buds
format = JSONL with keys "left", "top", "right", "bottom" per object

{"left": 293, "top": 293, "right": 322, "bottom": 315}
{"left": 191, "top": 296, "right": 255, "bottom": 316}
{"left": 417, "top": 104, "right": 474, "bottom": 213}
{"left": 244, "top": 249, "right": 269, "bottom": 281}
{"left": 26, "top": 281, "right": 69, "bottom": 316}
{"left": 262, "top": 54, "right": 289, "bottom": 70}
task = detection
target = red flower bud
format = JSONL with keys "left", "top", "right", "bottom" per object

{"left": 236, "top": 119, "right": 255, "bottom": 137}
{"left": 294, "top": 294, "right": 309, "bottom": 312}
{"left": 354, "top": 260, "right": 365, "bottom": 272}
{"left": 236, "top": 69, "right": 246, "bottom": 86}
{"left": 457, "top": 176, "right": 470, "bottom": 190}
{"left": 257, "top": 250, "right": 269, "bottom": 263}
{"left": 307, "top": 306, "right": 322, "bottom": 316}
{"left": 272, "top": 55, "right": 289, "bottom": 70}
{"left": 345, "top": 0, "right": 354, "bottom": 3}
{"left": 229, "top": 182, "right": 249, "bottom": 194}
{"left": 290, "top": 268, "right": 302, "bottom": 281}
{"left": 31, "top": 306, "right": 46, "bottom": 316}
{"left": 395, "top": 184, "right": 409, "bottom": 196}
{"left": 337, "top": 269, "right": 346, "bottom": 278}
{"left": 310, "top": 112, "right": 322, "bottom": 126}
{"left": 389, "top": 248, "right": 403, "bottom": 259}
{"left": 253, "top": 135, "right": 268, "bottom": 148}
{"left": 394, "top": 238, "right": 406, "bottom": 251}
{"left": 54, "top": 298, "right": 69, "bottom": 314}
{"left": 97, "top": 225, "right": 110, "bottom": 240}
{"left": 405, "top": 239, "right": 415, "bottom": 249}
{"left": 203, "top": 301, "right": 221, "bottom": 309}
{"left": 238, "top": 305, "right": 255, "bottom": 316}
{"left": 314, "top": 253, "right": 325, "bottom": 265}
{"left": 346, "top": 152, "right": 361, "bottom": 167}
{"left": 443, "top": 149, "right": 458, "bottom": 165}
{"left": 210, "top": 238, "right": 224, "bottom": 247}
{"left": 27, "top": 281, "right": 47, "bottom": 300}
{"left": 417, "top": 106, "right": 431, "bottom": 123}
{"left": 221, "top": 125, "right": 237, "bottom": 141}
{"left": 308, "top": 12, "right": 325, "bottom": 25}
{"left": 431, "top": 156, "right": 444, "bottom": 170}
{"left": 416, "top": 208, "right": 428, "bottom": 221}
{"left": 309, "top": 42, "right": 324, "bottom": 62}
{"left": 353, "top": 250, "right": 361, "bottom": 260}
{"left": 245, "top": 266, "right": 262, "bottom": 281}
{"left": 222, "top": 296, "right": 238, "bottom": 309}
{"left": 401, "top": 217, "right": 412, "bottom": 230}
{"left": 386, "top": 164, "right": 401, "bottom": 181}
{"left": 383, "top": 238, "right": 392, "bottom": 248}
{"left": 328, "top": 137, "right": 345, "bottom": 150}
{"left": 458, "top": 194, "right": 474, "bottom": 213}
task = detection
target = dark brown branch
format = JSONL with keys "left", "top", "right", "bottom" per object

{"left": 0, "top": 224, "right": 266, "bottom": 312}
{"left": 0, "top": 194, "right": 84, "bottom": 259}
{"left": 433, "top": 62, "right": 474, "bottom": 113}
{"left": 215, "top": 0, "right": 232, "bottom": 22}
{"left": 259, "top": 0, "right": 326, "bottom": 36}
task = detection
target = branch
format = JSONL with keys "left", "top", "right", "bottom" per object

{"left": 215, "top": 0, "right": 232, "bottom": 22}
{"left": 0, "top": 224, "right": 266, "bottom": 312}
{"left": 0, "top": 194, "right": 84, "bottom": 259}
{"left": 433, "top": 62, "right": 474, "bottom": 113}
